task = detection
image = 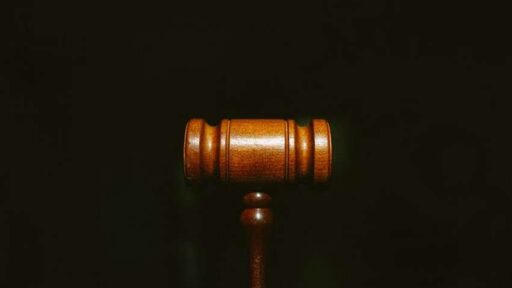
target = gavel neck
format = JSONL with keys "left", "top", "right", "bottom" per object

{"left": 241, "top": 192, "right": 273, "bottom": 288}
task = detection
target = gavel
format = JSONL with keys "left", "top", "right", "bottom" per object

{"left": 183, "top": 119, "right": 332, "bottom": 288}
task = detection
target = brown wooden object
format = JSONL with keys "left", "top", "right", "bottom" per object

{"left": 183, "top": 119, "right": 332, "bottom": 288}
{"left": 184, "top": 119, "right": 332, "bottom": 184}
{"left": 241, "top": 192, "right": 273, "bottom": 288}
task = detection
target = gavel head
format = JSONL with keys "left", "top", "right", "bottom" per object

{"left": 184, "top": 119, "right": 332, "bottom": 185}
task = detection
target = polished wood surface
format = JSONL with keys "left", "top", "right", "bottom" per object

{"left": 183, "top": 118, "right": 332, "bottom": 288}
{"left": 241, "top": 192, "right": 273, "bottom": 288}
{"left": 184, "top": 119, "right": 332, "bottom": 184}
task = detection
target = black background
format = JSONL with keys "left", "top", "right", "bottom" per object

{"left": 2, "top": 0, "right": 512, "bottom": 287}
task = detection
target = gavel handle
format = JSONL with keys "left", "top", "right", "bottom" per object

{"left": 241, "top": 192, "right": 273, "bottom": 288}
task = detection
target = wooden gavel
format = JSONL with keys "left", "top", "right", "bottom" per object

{"left": 183, "top": 119, "right": 332, "bottom": 288}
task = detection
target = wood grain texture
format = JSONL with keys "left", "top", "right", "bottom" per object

{"left": 183, "top": 118, "right": 332, "bottom": 288}
{"left": 241, "top": 192, "right": 273, "bottom": 288}
{"left": 183, "top": 118, "right": 332, "bottom": 184}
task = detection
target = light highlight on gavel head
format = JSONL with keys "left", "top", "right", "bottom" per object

{"left": 183, "top": 119, "right": 332, "bottom": 185}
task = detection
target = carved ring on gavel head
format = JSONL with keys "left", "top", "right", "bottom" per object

{"left": 183, "top": 118, "right": 332, "bottom": 288}
{"left": 184, "top": 119, "right": 332, "bottom": 184}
